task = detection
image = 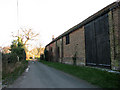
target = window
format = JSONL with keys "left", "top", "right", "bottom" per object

{"left": 66, "top": 34, "right": 70, "bottom": 45}
{"left": 50, "top": 47, "right": 52, "bottom": 52}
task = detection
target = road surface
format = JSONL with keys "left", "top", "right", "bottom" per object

{"left": 8, "top": 61, "right": 98, "bottom": 88}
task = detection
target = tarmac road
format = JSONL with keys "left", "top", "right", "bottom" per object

{"left": 8, "top": 61, "right": 98, "bottom": 88}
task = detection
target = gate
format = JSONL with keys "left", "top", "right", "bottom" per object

{"left": 85, "top": 13, "right": 111, "bottom": 68}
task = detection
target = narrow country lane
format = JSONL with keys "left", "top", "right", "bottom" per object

{"left": 8, "top": 61, "right": 98, "bottom": 88}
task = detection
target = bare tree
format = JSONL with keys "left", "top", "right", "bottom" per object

{"left": 12, "top": 28, "right": 39, "bottom": 47}
{"left": 34, "top": 42, "right": 44, "bottom": 56}
{"left": 22, "top": 29, "right": 39, "bottom": 46}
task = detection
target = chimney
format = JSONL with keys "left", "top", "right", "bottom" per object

{"left": 116, "top": 0, "right": 120, "bottom": 2}
{"left": 52, "top": 35, "right": 54, "bottom": 41}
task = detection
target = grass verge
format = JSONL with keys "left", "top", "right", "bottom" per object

{"left": 40, "top": 60, "right": 120, "bottom": 88}
{"left": 2, "top": 60, "right": 28, "bottom": 86}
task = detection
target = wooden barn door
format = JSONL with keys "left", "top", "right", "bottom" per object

{"left": 85, "top": 21, "right": 97, "bottom": 66}
{"left": 95, "top": 14, "right": 111, "bottom": 68}
{"left": 85, "top": 13, "right": 111, "bottom": 68}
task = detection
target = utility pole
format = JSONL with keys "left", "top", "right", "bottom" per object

{"left": 17, "top": 0, "right": 19, "bottom": 37}
{"left": 17, "top": 0, "right": 20, "bottom": 44}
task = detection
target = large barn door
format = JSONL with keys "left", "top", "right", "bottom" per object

{"left": 85, "top": 13, "right": 111, "bottom": 68}
{"left": 85, "top": 21, "right": 97, "bottom": 66}
{"left": 95, "top": 14, "right": 111, "bottom": 67}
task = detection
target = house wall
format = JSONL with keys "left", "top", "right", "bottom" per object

{"left": 62, "top": 26, "right": 85, "bottom": 66}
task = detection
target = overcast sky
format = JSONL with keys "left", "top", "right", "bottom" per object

{"left": 0, "top": 0, "right": 116, "bottom": 48}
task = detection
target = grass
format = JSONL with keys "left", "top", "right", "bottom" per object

{"left": 2, "top": 60, "right": 28, "bottom": 86}
{"left": 40, "top": 60, "right": 120, "bottom": 88}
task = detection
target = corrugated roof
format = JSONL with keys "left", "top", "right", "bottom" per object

{"left": 46, "top": 1, "right": 120, "bottom": 47}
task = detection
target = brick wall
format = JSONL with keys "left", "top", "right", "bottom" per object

{"left": 62, "top": 26, "right": 85, "bottom": 66}
{"left": 109, "top": 6, "right": 120, "bottom": 70}
{"left": 56, "top": 39, "right": 62, "bottom": 62}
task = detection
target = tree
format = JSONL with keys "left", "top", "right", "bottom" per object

{"left": 12, "top": 28, "right": 39, "bottom": 48}
{"left": 21, "top": 29, "right": 39, "bottom": 46}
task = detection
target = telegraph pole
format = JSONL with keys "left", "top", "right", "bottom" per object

{"left": 17, "top": 0, "right": 19, "bottom": 37}
{"left": 17, "top": 0, "right": 20, "bottom": 44}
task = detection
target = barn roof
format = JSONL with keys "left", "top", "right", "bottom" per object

{"left": 46, "top": 1, "right": 120, "bottom": 47}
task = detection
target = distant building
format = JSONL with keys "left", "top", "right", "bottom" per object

{"left": 2, "top": 46, "right": 11, "bottom": 54}
{"left": 0, "top": 47, "right": 2, "bottom": 53}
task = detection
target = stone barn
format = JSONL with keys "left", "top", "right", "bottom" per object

{"left": 45, "top": 1, "right": 120, "bottom": 70}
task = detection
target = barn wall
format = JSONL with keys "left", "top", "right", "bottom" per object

{"left": 45, "top": 2, "right": 120, "bottom": 70}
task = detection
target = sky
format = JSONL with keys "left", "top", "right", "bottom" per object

{"left": 0, "top": 0, "right": 116, "bottom": 49}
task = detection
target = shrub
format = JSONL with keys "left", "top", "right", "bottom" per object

{"left": 10, "top": 47, "right": 26, "bottom": 61}
{"left": 44, "top": 49, "right": 49, "bottom": 61}
{"left": 9, "top": 53, "right": 17, "bottom": 63}
{"left": 40, "top": 54, "right": 44, "bottom": 60}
